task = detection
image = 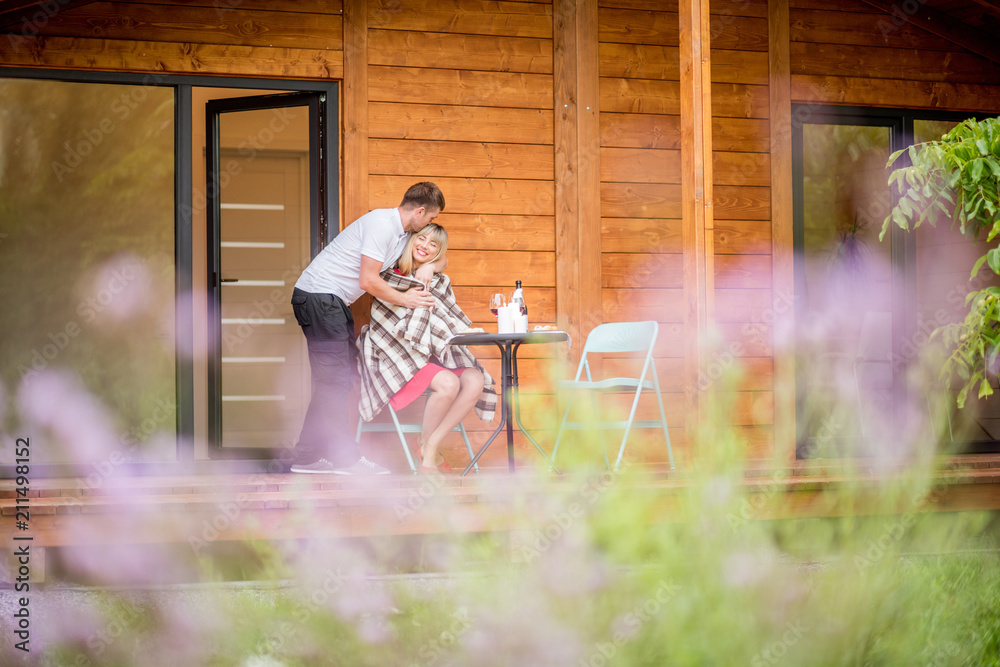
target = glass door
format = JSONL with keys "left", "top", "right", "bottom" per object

{"left": 206, "top": 93, "right": 325, "bottom": 457}
{"left": 793, "top": 116, "right": 900, "bottom": 457}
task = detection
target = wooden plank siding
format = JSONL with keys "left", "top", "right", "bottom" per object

{"left": 4, "top": 0, "right": 1000, "bottom": 473}
{"left": 0, "top": 2, "right": 347, "bottom": 78}
{"left": 699, "top": 0, "right": 773, "bottom": 457}
{"left": 787, "top": 2, "right": 1000, "bottom": 112}
{"left": 597, "top": 2, "right": 689, "bottom": 462}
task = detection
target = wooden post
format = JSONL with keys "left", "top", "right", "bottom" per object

{"left": 769, "top": 0, "right": 795, "bottom": 462}
{"left": 554, "top": 0, "right": 600, "bottom": 357}
{"left": 679, "top": 0, "right": 714, "bottom": 445}
{"left": 343, "top": 0, "right": 368, "bottom": 227}
{"left": 344, "top": 0, "right": 372, "bottom": 334}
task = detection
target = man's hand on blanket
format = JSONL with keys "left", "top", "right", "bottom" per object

{"left": 400, "top": 284, "right": 436, "bottom": 310}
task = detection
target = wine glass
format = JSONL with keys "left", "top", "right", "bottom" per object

{"left": 489, "top": 293, "right": 507, "bottom": 318}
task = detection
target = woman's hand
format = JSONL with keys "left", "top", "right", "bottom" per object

{"left": 413, "top": 262, "right": 436, "bottom": 289}
{"left": 400, "top": 285, "right": 435, "bottom": 310}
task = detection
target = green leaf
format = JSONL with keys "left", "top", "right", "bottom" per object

{"left": 899, "top": 197, "right": 913, "bottom": 217}
{"left": 979, "top": 378, "right": 994, "bottom": 399}
{"left": 892, "top": 207, "right": 909, "bottom": 230}
{"left": 988, "top": 221, "right": 1000, "bottom": 242}
{"left": 976, "top": 138, "right": 990, "bottom": 156}
{"left": 974, "top": 160, "right": 988, "bottom": 183}
{"left": 886, "top": 147, "right": 906, "bottom": 168}
{"left": 970, "top": 195, "right": 984, "bottom": 220}
{"left": 972, "top": 253, "right": 988, "bottom": 280}
{"left": 987, "top": 247, "right": 1000, "bottom": 275}
{"left": 879, "top": 217, "right": 891, "bottom": 242}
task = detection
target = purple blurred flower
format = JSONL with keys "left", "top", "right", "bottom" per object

{"left": 18, "top": 369, "right": 118, "bottom": 463}
{"left": 77, "top": 253, "right": 153, "bottom": 326}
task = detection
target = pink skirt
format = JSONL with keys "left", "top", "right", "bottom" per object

{"left": 389, "top": 363, "right": 466, "bottom": 411}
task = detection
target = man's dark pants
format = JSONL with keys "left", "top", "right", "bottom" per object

{"left": 290, "top": 288, "right": 361, "bottom": 467}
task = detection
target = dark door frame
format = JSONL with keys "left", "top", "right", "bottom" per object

{"left": 0, "top": 69, "right": 339, "bottom": 478}
{"left": 205, "top": 92, "right": 327, "bottom": 461}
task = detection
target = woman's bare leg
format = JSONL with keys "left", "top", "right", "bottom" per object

{"left": 421, "top": 370, "right": 485, "bottom": 467}
{"left": 419, "top": 371, "right": 460, "bottom": 468}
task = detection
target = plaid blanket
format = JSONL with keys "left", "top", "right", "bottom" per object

{"left": 356, "top": 269, "right": 497, "bottom": 423}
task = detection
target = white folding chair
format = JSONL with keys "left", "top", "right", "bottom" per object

{"left": 551, "top": 321, "right": 675, "bottom": 471}
{"left": 356, "top": 400, "right": 479, "bottom": 475}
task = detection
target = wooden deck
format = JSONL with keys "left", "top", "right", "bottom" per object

{"left": 3, "top": 456, "right": 1000, "bottom": 565}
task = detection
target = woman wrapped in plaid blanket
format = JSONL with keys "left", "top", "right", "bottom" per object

{"left": 356, "top": 224, "right": 497, "bottom": 473}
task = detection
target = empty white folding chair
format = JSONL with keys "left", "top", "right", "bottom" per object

{"left": 551, "top": 321, "right": 674, "bottom": 471}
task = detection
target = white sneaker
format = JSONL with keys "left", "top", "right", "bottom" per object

{"left": 290, "top": 458, "right": 339, "bottom": 474}
{"left": 332, "top": 456, "right": 391, "bottom": 475}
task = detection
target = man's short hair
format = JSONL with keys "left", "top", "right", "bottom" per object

{"left": 400, "top": 181, "right": 445, "bottom": 212}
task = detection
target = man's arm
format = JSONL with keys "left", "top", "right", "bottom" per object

{"left": 359, "top": 255, "right": 436, "bottom": 309}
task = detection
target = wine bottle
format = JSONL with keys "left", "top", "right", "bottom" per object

{"left": 511, "top": 280, "right": 527, "bottom": 316}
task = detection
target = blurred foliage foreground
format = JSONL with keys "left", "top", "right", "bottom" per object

{"left": 3, "top": 392, "right": 1000, "bottom": 667}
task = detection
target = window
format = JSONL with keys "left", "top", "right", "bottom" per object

{"left": 793, "top": 107, "right": 998, "bottom": 457}
{"left": 0, "top": 77, "right": 177, "bottom": 465}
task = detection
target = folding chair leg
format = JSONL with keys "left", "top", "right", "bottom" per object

{"left": 652, "top": 369, "right": 674, "bottom": 470}
{"left": 613, "top": 386, "right": 644, "bottom": 473}
{"left": 357, "top": 418, "right": 418, "bottom": 475}
{"left": 458, "top": 423, "right": 479, "bottom": 474}
{"left": 591, "top": 392, "right": 610, "bottom": 471}
{"left": 512, "top": 389, "right": 562, "bottom": 474}
{"left": 390, "top": 408, "right": 418, "bottom": 474}
{"left": 551, "top": 403, "right": 573, "bottom": 465}
{"left": 552, "top": 395, "right": 608, "bottom": 471}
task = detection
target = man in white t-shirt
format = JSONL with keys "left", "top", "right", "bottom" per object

{"left": 289, "top": 182, "right": 444, "bottom": 474}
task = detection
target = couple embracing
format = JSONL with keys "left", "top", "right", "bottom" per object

{"left": 289, "top": 182, "right": 495, "bottom": 475}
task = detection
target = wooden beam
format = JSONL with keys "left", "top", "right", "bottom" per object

{"left": 0, "top": 34, "right": 344, "bottom": 79}
{"left": 344, "top": 0, "right": 371, "bottom": 334}
{"left": 769, "top": 0, "right": 795, "bottom": 463}
{"left": 577, "top": 1, "right": 601, "bottom": 342}
{"left": 791, "top": 74, "right": 1000, "bottom": 113}
{"left": 553, "top": 0, "right": 580, "bottom": 348}
{"left": 553, "top": 0, "right": 600, "bottom": 355}
{"left": 859, "top": 0, "right": 1000, "bottom": 66}
{"left": 679, "top": 0, "right": 714, "bottom": 447}
{"left": 964, "top": 0, "right": 1000, "bottom": 22}
{"left": 0, "top": 0, "right": 93, "bottom": 30}
{"left": 343, "top": 0, "right": 368, "bottom": 227}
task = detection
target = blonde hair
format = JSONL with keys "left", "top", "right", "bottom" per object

{"left": 397, "top": 223, "right": 449, "bottom": 276}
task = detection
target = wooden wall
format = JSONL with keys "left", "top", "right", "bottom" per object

{"left": 6, "top": 0, "right": 1000, "bottom": 468}
{"left": 790, "top": 0, "right": 1000, "bottom": 112}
